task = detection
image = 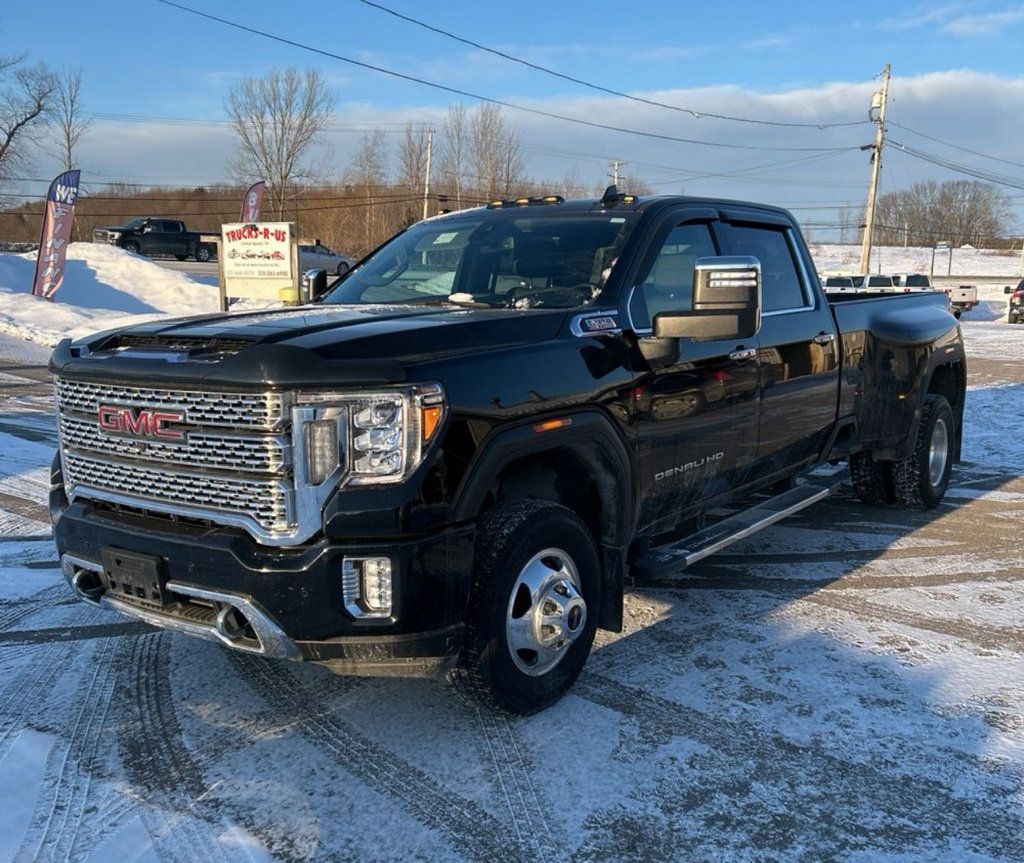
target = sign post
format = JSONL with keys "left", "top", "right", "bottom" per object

{"left": 219, "top": 222, "right": 299, "bottom": 308}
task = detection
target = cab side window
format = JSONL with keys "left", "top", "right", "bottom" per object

{"left": 725, "top": 223, "right": 806, "bottom": 312}
{"left": 630, "top": 222, "right": 717, "bottom": 330}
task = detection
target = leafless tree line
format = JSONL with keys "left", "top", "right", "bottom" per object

{"left": 874, "top": 179, "right": 1011, "bottom": 247}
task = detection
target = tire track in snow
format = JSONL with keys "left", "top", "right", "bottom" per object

{"left": 470, "top": 700, "right": 558, "bottom": 861}
{"left": 229, "top": 653, "right": 528, "bottom": 863}
{"left": 108, "top": 632, "right": 255, "bottom": 863}
{"left": 575, "top": 672, "right": 1024, "bottom": 860}
{"left": 794, "top": 591, "right": 1024, "bottom": 653}
{"left": 18, "top": 635, "right": 126, "bottom": 863}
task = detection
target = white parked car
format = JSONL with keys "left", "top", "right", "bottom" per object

{"left": 298, "top": 242, "right": 356, "bottom": 275}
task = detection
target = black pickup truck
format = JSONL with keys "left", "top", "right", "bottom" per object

{"left": 92, "top": 217, "right": 216, "bottom": 262}
{"left": 51, "top": 190, "right": 965, "bottom": 713}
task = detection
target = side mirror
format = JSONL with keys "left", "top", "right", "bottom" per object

{"left": 1005, "top": 286, "right": 1013, "bottom": 295}
{"left": 300, "top": 268, "right": 328, "bottom": 303}
{"left": 653, "top": 256, "right": 761, "bottom": 341}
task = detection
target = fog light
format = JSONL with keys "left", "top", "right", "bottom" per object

{"left": 342, "top": 557, "right": 393, "bottom": 618}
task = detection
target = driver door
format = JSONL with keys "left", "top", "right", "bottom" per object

{"left": 629, "top": 213, "right": 761, "bottom": 533}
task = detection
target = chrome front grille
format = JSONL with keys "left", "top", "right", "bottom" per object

{"left": 63, "top": 452, "right": 293, "bottom": 533}
{"left": 55, "top": 376, "right": 304, "bottom": 542}
{"left": 56, "top": 378, "right": 287, "bottom": 429}
{"left": 59, "top": 415, "right": 289, "bottom": 474}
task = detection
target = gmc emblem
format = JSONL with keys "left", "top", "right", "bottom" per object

{"left": 97, "top": 405, "right": 186, "bottom": 442}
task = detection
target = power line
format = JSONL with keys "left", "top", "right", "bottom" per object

{"left": 354, "top": 0, "right": 869, "bottom": 130}
{"left": 890, "top": 140, "right": 1024, "bottom": 191}
{"left": 153, "top": 0, "right": 864, "bottom": 154}
{"left": 888, "top": 121, "right": 1024, "bottom": 171}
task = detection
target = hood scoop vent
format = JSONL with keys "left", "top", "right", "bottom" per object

{"left": 86, "top": 334, "right": 258, "bottom": 362}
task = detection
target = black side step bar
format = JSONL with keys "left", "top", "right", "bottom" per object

{"left": 633, "top": 468, "right": 849, "bottom": 579}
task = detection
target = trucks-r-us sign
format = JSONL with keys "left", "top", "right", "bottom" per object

{"left": 219, "top": 221, "right": 299, "bottom": 307}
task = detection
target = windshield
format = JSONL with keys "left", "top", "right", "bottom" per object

{"left": 122, "top": 218, "right": 148, "bottom": 229}
{"left": 323, "top": 211, "right": 636, "bottom": 309}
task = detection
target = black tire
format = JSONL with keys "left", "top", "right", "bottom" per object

{"left": 850, "top": 450, "right": 895, "bottom": 504}
{"left": 953, "top": 309, "right": 962, "bottom": 319}
{"left": 174, "top": 254, "right": 188, "bottom": 261}
{"left": 195, "top": 245, "right": 212, "bottom": 263}
{"left": 336, "top": 262, "right": 349, "bottom": 276}
{"left": 891, "top": 395, "right": 955, "bottom": 510}
{"left": 123, "top": 241, "right": 140, "bottom": 255}
{"left": 454, "top": 500, "right": 600, "bottom": 714}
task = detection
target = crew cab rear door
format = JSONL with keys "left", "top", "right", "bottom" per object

{"left": 719, "top": 211, "right": 840, "bottom": 476}
{"left": 627, "top": 209, "right": 760, "bottom": 533}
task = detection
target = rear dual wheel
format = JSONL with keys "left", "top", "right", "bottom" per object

{"left": 851, "top": 395, "right": 954, "bottom": 511}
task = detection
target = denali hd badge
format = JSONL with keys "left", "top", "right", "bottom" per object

{"left": 97, "top": 405, "right": 186, "bottom": 441}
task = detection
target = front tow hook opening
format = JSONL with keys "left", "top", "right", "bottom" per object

{"left": 215, "top": 604, "right": 258, "bottom": 645}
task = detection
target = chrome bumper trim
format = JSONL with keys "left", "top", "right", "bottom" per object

{"left": 59, "top": 554, "right": 301, "bottom": 660}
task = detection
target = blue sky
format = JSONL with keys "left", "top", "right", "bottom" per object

{"left": 5, "top": 1, "right": 1024, "bottom": 234}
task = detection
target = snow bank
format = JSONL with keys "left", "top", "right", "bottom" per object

{"left": 0, "top": 243, "right": 221, "bottom": 348}
{"left": 811, "top": 244, "right": 1022, "bottom": 278}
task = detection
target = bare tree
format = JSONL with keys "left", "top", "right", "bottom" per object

{"left": 469, "top": 104, "right": 523, "bottom": 199}
{"left": 438, "top": 103, "right": 469, "bottom": 208}
{"left": 875, "top": 180, "right": 1010, "bottom": 247}
{"left": 50, "top": 66, "right": 90, "bottom": 171}
{"left": 0, "top": 55, "right": 58, "bottom": 186}
{"left": 397, "top": 123, "right": 430, "bottom": 195}
{"left": 346, "top": 129, "right": 390, "bottom": 251}
{"left": 225, "top": 67, "right": 334, "bottom": 219}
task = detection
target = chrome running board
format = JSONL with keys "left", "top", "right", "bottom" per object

{"left": 634, "top": 469, "right": 849, "bottom": 578}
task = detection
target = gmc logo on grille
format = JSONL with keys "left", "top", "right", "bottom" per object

{"left": 97, "top": 406, "right": 186, "bottom": 441}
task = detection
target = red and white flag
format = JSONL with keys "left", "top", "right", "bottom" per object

{"left": 32, "top": 169, "right": 81, "bottom": 300}
{"left": 241, "top": 180, "right": 265, "bottom": 222}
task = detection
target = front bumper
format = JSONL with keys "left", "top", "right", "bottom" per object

{"left": 54, "top": 497, "right": 474, "bottom": 676}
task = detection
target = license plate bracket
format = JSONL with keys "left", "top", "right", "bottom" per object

{"left": 100, "top": 548, "right": 168, "bottom": 605}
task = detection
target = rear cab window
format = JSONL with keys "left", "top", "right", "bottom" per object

{"left": 722, "top": 222, "right": 808, "bottom": 312}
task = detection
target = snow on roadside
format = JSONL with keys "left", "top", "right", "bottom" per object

{"left": 0, "top": 243, "right": 221, "bottom": 347}
{"left": 811, "top": 243, "right": 1023, "bottom": 278}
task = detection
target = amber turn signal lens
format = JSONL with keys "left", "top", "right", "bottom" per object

{"left": 532, "top": 417, "right": 573, "bottom": 433}
{"left": 421, "top": 405, "right": 443, "bottom": 440}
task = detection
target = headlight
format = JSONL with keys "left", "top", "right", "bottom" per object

{"left": 295, "top": 384, "right": 445, "bottom": 488}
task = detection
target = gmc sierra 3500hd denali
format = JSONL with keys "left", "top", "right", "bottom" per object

{"left": 51, "top": 188, "right": 966, "bottom": 713}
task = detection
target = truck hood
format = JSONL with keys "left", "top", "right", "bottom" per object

{"left": 50, "top": 303, "right": 569, "bottom": 388}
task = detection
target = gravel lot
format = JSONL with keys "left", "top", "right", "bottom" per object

{"left": 0, "top": 321, "right": 1022, "bottom": 862}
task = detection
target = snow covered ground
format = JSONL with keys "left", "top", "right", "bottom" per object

{"left": 0, "top": 243, "right": 224, "bottom": 348}
{"left": 0, "top": 245, "right": 1023, "bottom": 861}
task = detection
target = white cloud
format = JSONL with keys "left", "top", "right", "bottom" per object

{"left": 879, "top": 3, "right": 963, "bottom": 31}
{"left": 16, "top": 69, "right": 1024, "bottom": 237}
{"left": 943, "top": 5, "right": 1024, "bottom": 35}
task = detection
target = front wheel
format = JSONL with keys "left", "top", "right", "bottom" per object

{"left": 892, "top": 395, "right": 955, "bottom": 510}
{"left": 455, "top": 501, "right": 599, "bottom": 714}
{"left": 123, "top": 241, "right": 140, "bottom": 255}
{"left": 336, "top": 262, "right": 350, "bottom": 276}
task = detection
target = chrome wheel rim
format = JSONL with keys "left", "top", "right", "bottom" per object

{"left": 505, "top": 548, "right": 586, "bottom": 677}
{"left": 929, "top": 417, "right": 949, "bottom": 487}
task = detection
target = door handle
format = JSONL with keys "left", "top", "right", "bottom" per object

{"left": 728, "top": 347, "right": 757, "bottom": 361}
{"left": 813, "top": 332, "right": 836, "bottom": 345}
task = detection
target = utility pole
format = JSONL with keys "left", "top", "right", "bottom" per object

{"left": 859, "top": 63, "right": 891, "bottom": 275}
{"left": 608, "top": 160, "right": 627, "bottom": 186}
{"left": 422, "top": 128, "right": 434, "bottom": 221}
